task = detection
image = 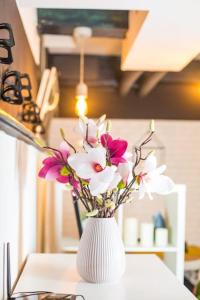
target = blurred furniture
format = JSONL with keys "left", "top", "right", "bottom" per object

{"left": 184, "top": 245, "right": 200, "bottom": 294}
{"left": 118, "top": 184, "right": 186, "bottom": 283}
{"left": 185, "top": 245, "right": 200, "bottom": 262}
{"left": 36, "top": 67, "right": 59, "bottom": 123}
{"left": 14, "top": 253, "right": 195, "bottom": 300}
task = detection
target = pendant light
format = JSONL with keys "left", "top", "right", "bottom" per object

{"left": 73, "top": 27, "right": 92, "bottom": 116}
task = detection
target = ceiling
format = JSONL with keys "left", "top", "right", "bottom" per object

{"left": 17, "top": 1, "right": 200, "bottom": 72}
{"left": 39, "top": 9, "right": 126, "bottom": 57}
{"left": 38, "top": 9, "right": 128, "bottom": 38}
{"left": 15, "top": 1, "right": 200, "bottom": 100}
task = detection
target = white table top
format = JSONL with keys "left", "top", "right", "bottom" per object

{"left": 14, "top": 253, "right": 195, "bottom": 300}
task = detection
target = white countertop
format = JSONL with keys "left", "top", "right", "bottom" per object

{"left": 14, "top": 253, "right": 195, "bottom": 300}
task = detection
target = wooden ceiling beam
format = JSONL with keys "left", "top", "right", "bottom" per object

{"left": 120, "top": 71, "right": 143, "bottom": 96}
{"left": 137, "top": 72, "right": 167, "bottom": 97}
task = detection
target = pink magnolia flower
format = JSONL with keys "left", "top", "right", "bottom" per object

{"left": 100, "top": 133, "right": 128, "bottom": 166}
{"left": 39, "top": 142, "right": 78, "bottom": 188}
{"left": 68, "top": 147, "right": 117, "bottom": 196}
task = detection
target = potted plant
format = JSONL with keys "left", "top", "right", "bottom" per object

{"left": 38, "top": 115, "right": 174, "bottom": 283}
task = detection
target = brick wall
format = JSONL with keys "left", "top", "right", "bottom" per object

{"left": 49, "top": 118, "right": 200, "bottom": 245}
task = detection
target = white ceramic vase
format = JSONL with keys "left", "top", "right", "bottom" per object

{"left": 77, "top": 217, "right": 125, "bottom": 283}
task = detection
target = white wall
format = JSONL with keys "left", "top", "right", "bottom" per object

{"left": 0, "top": 131, "right": 38, "bottom": 300}
{"left": 49, "top": 118, "right": 200, "bottom": 246}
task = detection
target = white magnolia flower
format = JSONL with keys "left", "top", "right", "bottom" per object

{"left": 137, "top": 155, "right": 174, "bottom": 200}
{"left": 108, "top": 172, "right": 121, "bottom": 190}
{"left": 68, "top": 147, "right": 117, "bottom": 196}
{"left": 107, "top": 161, "right": 133, "bottom": 192}
{"left": 118, "top": 161, "right": 133, "bottom": 185}
{"left": 77, "top": 115, "right": 106, "bottom": 146}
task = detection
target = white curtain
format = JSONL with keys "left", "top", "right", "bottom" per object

{"left": 0, "top": 132, "right": 39, "bottom": 300}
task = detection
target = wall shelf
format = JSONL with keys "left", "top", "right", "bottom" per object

{"left": 125, "top": 245, "right": 177, "bottom": 253}
{"left": 0, "top": 109, "right": 44, "bottom": 151}
{"left": 117, "top": 184, "right": 186, "bottom": 283}
{"left": 62, "top": 242, "right": 177, "bottom": 253}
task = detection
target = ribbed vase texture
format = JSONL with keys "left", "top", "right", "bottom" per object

{"left": 77, "top": 217, "right": 125, "bottom": 283}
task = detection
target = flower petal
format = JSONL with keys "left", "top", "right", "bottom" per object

{"left": 124, "top": 151, "right": 132, "bottom": 159}
{"left": 143, "top": 154, "right": 157, "bottom": 173}
{"left": 96, "top": 115, "right": 106, "bottom": 134}
{"left": 139, "top": 179, "right": 153, "bottom": 200}
{"left": 56, "top": 175, "right": 69, "bottom": 183}
{"left": 118, "top": 162, "right": 133, "bottom": 183}
{"left": 75, "top": 164, "right": 95, "bottom": 179}
{"left": 151, "top": 175, "right": 175, "bottom": 195}
{"left": 156, "top": 164, "right": 166, "bottom": 175}
{"left": 108, "top": 172, "right": 121, "bottom": 190}
{"left": 100, "top": 133, "right": 113, "bottom": 147}
{"left": 59, "top": 141, "right": 70, "bottom": 160}
{"left": 78, "top": 117, "right": 87, "bottom": 135}
{"left": 77, "top": 117, "right": 98, "bottom": 144}
{"left": 68, "top": 152, "right": 88, "bottom": 168}
{"left": 68, "top": 152, "right": 95, "bottom": 179}
{"left": 89, "top": 181, "right": 109, "bottom": 196}
{"left": 89, "top": 166, "right": 117, "bottom": 196}
{"left": 45, "top": 165, "right": 61, "bottom": 180}
{"left": 110, "top": 156, "right": 126, "bottom": 166}
{"left": 38, "top": 165, "right": 50, "bottom": 178}
{"left": 94, "top": 165, "right": 117, "bottom": 182}
{"left": 87, "top": 147, "right": 107, "bottom": 168}
{"left": 87, "top": 119, "right": 98, "bottom": 139}
{"left": 138, "top": 182, "right": 146, "bottom": 200}
{"left": 43, "top": 156, "right": 59, "bottom": 165}
{"left": 109, "top": 139, "right": 128, "bottom": 158}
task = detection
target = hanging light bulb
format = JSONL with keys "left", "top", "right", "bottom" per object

{"left": 75, "top": 82, "right": 88, "bottom": 116}
{"left": 73, "top": 27, "right": 92, "bottom": 117}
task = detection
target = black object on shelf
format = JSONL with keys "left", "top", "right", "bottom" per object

{"left": 32, "top": 122, "right": 45, "bottom": 134}
{"left": 0, "top": 22, "right": 45, "bottom": 134}
{"left": 0, "top": 23, "right": 15, "bottom": 64}
{"left": 21, "top": 101, "right": 46, "bottom": 134}
{"left": 21, "top": 101, "right": 41, "bottom": 124}
{"left": 1, "top": 71, "right": 33, "bottom": 105}
{"left": 19, "top": 73, "right": 45, "bottom": 134}
{"left": 20, "top": 73, "right": 32, "bottom": 101}
{"left": 1, "top": 70, "right": 24, "bottom": 104}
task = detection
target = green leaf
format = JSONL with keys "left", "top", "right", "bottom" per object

{"left": 117, "top": 180, "right": 126, "bottom": 189}
{"left": 81, "top": 179, "right": 89, "bottom": 186}
{"left": 60, "top": 166, "right": 70, "bottom": 176}
{"left": 86, "top": 209, "right": 99, "bottom": 217}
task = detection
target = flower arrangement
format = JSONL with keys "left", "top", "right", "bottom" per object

{"left": 39, "top": 115, "right": 174, "bottom": 218}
